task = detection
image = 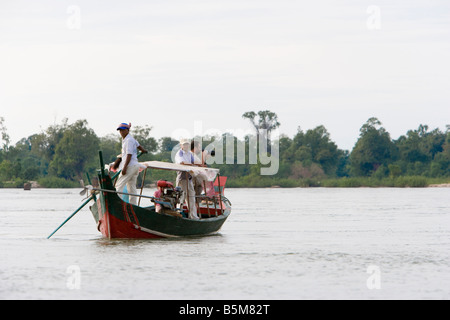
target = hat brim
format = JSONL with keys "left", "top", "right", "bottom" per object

{"left": 117, "top": 127, "right": 129, "bottom": 130}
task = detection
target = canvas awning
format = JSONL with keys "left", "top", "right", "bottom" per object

{"left": 139, "top": 161, "right": 219, "bottom": 182}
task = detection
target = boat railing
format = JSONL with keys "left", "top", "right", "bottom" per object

{"left": 194, "top": 194, "right": 223, "bottom": 217}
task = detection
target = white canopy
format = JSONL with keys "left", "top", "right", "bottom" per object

{"left": 139, "top": 161, "right": 219, "bottom": 182}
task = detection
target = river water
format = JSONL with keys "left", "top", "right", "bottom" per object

{"left": 0, "top": 187, "right": 449, "bottom": 300}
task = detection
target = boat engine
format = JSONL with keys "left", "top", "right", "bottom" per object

{"left": 154, "top": 180, "right": 183, "bottom": 211}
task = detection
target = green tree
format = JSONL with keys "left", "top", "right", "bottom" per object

{"left": 277, "top": 134, "right": 294, "bottom": 178}
{"left": 100, "top": 134, "right": 121, "bottom": 164}
{"left": 159, "top": 137, "right": 179, "bottom": 153}
{"left": 430, "top": 126, "right": 450, "bottom": 177}
{"left": 336, "top": 150, "right": 350, "bottom": 177}
{"left": 30, "top": 119, "right": 69, "bottom": 164}
{"left": 288, "top": 125, "right": 342, "bottom": 176}
{"left": 242, "top": 110, "right": 280, "bottom": 154}
{"left": 395, "top": 124, "right": 447, "bottom": 176}
{"left": 350, "top": 117, "right": 398, "bottom": 176}
{"left": 0, "top": 117, "right": 11, "bottom": 154}
{"left": 388, "top": 164, "right": 402, "bottom": 178}
{"left": 49, "top": 120, "right": 100, "bottom": 180}
{"left": 0, "top": 160, "right": 13, "bottom": 180}
{"left": 396, "top": 124, "right": 445, "bottom": 163}
{"left": 131, "top": 125, "right": 158, "bottom": 161}
{"left": 152, "top": 137, "right": 179, "bottom": 162}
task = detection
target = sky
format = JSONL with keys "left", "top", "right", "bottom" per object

{"left": 0, "top": 0, "right": 449, "bottom": 151}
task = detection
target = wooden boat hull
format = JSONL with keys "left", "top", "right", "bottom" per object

{"left": 89, "top": 175, "right": 231, "bottom": 239}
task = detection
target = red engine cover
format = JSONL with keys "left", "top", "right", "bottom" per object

{"left": 157, "top": 180, "right": 174, "bottom": 189}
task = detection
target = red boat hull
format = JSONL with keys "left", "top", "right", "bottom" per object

{"left": 96, "top": 199, "right": 163, "bottom": 239}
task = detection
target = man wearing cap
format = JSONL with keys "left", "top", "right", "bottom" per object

{"left": 116, "top": 123, "right": 147, "bottom": 205}
{"left": 174, "top": 138, "right": 199, "bottom": 220}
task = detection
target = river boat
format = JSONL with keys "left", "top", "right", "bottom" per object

{"left": 88, "top": 152, "right": 231, "bottom": 239}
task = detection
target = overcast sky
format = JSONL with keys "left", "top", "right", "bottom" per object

{"left": 0, "top": 0, "right": 449, "bottom": 151}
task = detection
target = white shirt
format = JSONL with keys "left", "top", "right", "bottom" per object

{"left": 175, "top": 149, "right": 194, "bottom": 180}
{"left": 119, "top": 134, "right": 140, "bottom": 170}
{"left": 175, "top": 149, "right": 194, "bottom": 165}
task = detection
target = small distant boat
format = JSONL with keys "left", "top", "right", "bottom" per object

{"left": 88, "top": 153, "right": 232, "bottom": 239}
{"left": 23, "top": 183, "right": 31, "bottom": 191}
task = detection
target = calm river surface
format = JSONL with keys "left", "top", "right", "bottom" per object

{"left": 0, "top": 187, "right": 449, "bottom": 300}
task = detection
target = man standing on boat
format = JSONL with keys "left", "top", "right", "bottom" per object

{"left": 175, "top": 139, "right": 199, "bottom": 220}
{"left": 116, "top": 123, "right": 147, "bottom": 205}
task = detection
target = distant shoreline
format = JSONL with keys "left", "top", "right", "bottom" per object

{"left": 428, "top": 183, "right": 450, "bottom": 188}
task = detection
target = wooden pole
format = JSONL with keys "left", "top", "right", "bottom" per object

{"left": 47, "top": 197, "right": 93, "bottom": 239}
{"left": 218, "top": 174, "right": 223, "bottom": 215}
{"left": 204, "top": 180, "right": 210, "bottom": 218}
{"left": 185, "top": 172, "right": 190, "bottom": 216}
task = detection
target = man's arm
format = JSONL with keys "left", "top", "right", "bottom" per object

{"left": 138, "top": 145, "right": 148, "bottom": 154}
{"left": 122, "top": 154, "right": 132, "bottom": 175}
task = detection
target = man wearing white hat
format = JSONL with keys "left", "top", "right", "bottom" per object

{"left": 174, "top": 138, "right": 199, "bottom": 220}
{"left": 115, "top": 123, "right": 147, "bottom": 205}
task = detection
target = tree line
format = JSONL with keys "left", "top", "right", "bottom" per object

{"left": 0, "top": 114, "right": 448, "bottom": 188}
